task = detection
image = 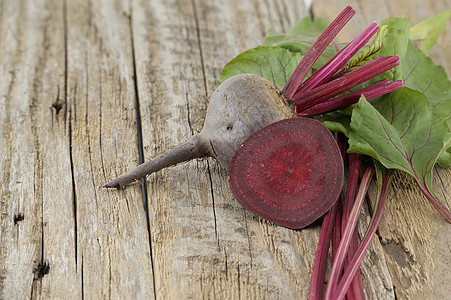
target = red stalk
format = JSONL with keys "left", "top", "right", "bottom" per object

{"left": 282, "top": 6, "right": 355, "bottom": 98}
{"left": 294, "top": 56, "right": 400, "bottom": 113}
{"left": 309, "top": 134, "right": 346, "bottom": 300}
{"left": 341, "top": 154, "right": 365, "bottom": 300}
{"left": 342, "top": 154, "right": 362, "bottom": 229}
{"left": 296, "top": 22, "right": 380, "bottom": 94}
{"left": 309, "top": 203, "right": 339, "bottom": 300}
{"left": 346, "top": 229, "right": 365, "bottom": 299}
{"left": 332, "top": 200, "right": 343, "bottom": 262}
{"left": 333, "top": 134, "right": 346, "bottom": 260}
{"left": 416, "top": 181, "right": 451, "bottom": 222}
{"left": 330, "top": 201, "right": 343, "bottom": 297}
{"left": 332, "top": 134, "right": 345, "bottom": 260}
{"left": 324, "top": 166, "right": 374, "bottom": 300}
{"left": 298, "top": 80, "right": 403, "bottom": 116}
{"left": 332, "top": 170, "right": 393, "bottom": 300}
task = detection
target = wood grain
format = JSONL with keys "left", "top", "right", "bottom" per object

{"left": 0, "top": 0, "right": 449, "bottom": 299}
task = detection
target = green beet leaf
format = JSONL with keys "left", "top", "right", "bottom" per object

{"left": 374, "top": 18, "right": 412, "bottom": 82}
{"left": 286, "top": 16, "right": 329, "bottom": 36}
{"left": 437, "top": 147, "right": 451, "bottom": 168}
{"left": 263, "top": 16, "right": 328, "bottom": 51}
{"left": 402, "top": 41, "right": 451, "bottom": 128}
{"left": 349, "top": 89, "right": 446, "bottom": 175}
{"left": 409, "top": 10, "right": 451, "bottom": 55}
{"left": 217, "top": 46, "right": 303, "bottom": 89}
{"left": 348, "top": 90, "right": 450, "bottom": 218}
{"left": 374, "top": 17, "right": 451, "bottom": 164}
{"left": 349, "top": 90, "right": 434, "bottom": 175}
{"left": 376, "top": 18, "right": 450, "bottom": 122}
{"left": 321, "top": 111, "right": 352, "bottom": 136}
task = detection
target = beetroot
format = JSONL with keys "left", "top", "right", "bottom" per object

{"left": 228, "top": 118, "right": 344, "bottom": 229}
{"left": 104, "top": 74, "right": 343, "bottom": 229}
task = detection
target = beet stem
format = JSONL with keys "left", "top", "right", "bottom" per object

{"left": 341, "top": 154, "right": 365, "bottom": 299}
{"left": 309, "top": 202, "right": 339, "bottom": 300}
{"left": 332, "top": 200, "right": 343, "bottom": 260}
{"left": 282, "top": 6, "right": 355, "bottom": 99}
{"left": 298, "top": 80, "right": 404, "bottom": 116}
{"left": 104, "top": 135, "right": 207, "bottom": 189}
{"left": 416, "top": 180, "right": 451, "bottom": 222}
{"left": 296, "top": 22, "right": 380, "bottom": 94}
{"left": 324, "top": 166, "right": 374, "bottom": 300}
{"left": 294, "top": 56, "right": 400, "bottom": 112}
{"left": 332, "top": 169, "right": 392, "bottom": 300}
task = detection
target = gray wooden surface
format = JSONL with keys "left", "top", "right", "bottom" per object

{"left": 0, "top": 0, "right": 449, "bottom": 299}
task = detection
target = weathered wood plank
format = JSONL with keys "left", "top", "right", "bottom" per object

{"left": 0, "top": 0, "right": 154, "bottom": 299}
{"left": 66, "top": 0, "right": 154, "bottom": 298}
{"left": 314, "top": 1, "right": 451, "bottom": 299}
{"left": 0, "top": 1, "right": 75, "bottom": 298}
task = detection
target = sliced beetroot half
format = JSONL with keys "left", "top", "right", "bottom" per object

{"left": 228, "top": 118, "right": 344, "bottom": 229}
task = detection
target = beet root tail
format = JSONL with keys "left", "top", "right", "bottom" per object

{"left": 104, "top": 134, "right": 209, "bottom": 189}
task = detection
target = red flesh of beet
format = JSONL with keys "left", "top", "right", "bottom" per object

{"left": 228, "top": 118, "right": 344, "bottom": 229}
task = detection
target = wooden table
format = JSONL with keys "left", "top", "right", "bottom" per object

{"left": 0, "top": 0, "right": 449, "bottom": 299}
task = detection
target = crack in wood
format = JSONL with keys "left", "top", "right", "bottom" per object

{"left": 51, "top": 86, "right": 64, "bottom": 116}
{"left": 190, "top": 0, "right": 209, "bottom": 99}
{"left": 191, "top": 0, "right": 221, "bottom": 248}
{"left": 81, "top": 254, "right": 84, "bottom": 300}
{"left": 98, "top": 73, "right": 110, "bottom": 192}
{"left": 68, "top": 104, "right": 79, "bottom": 269}
{"left": 307, "top": 0, "right": 315, "bottom": 20}
{"left": 206, "top": 160, "right": 219, "bottom": 245}
{"left": 62, "top": 0, "right": 79, "bottom": 272}
{"left": 128, "top": 6, "right": 157, "bottom": 299}
{"left": 185, "top": 93, "right": 195, "bottom": 136}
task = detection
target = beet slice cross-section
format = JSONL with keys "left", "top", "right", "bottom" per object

{"left": 228, "top": 118, "right": 344, "bottom": 229}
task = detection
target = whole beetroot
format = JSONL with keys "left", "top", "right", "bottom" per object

{"left": 104, "top": 74, "right": 294, "bottom": 189}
